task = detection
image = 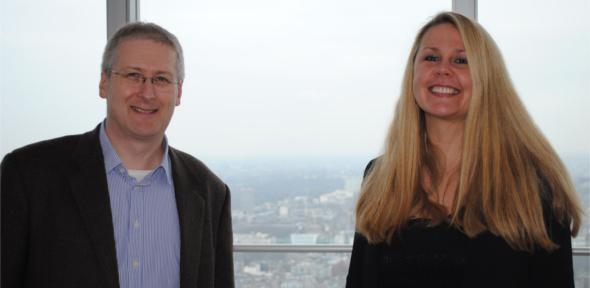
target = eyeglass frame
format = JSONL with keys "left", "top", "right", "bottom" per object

{"left": 109, "top": 69, "right": 181, "bottom": 88}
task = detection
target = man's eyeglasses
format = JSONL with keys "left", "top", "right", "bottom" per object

{"left": 110, "top": 70, "right": 179, "bottom": 90}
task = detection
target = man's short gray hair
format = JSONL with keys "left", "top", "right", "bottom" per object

{"left": 101, "top": 22, "right": 185, "bottom": 81}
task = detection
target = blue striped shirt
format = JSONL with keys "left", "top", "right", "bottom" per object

{"left": 99, "top": 123, "right": 180, "bottom": 288}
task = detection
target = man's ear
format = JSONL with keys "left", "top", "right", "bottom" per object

{"left": 99, "top": 72, "right": 108, "bottom": 99}
{"left": 175, "top": 80, "right": 183, "bottom": 106}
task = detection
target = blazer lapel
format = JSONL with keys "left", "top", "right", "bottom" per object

{"left": 68, "top": 127, "right": 120, "bottom": 288}
{"left": 170, "top": 149, "right": 206, "bottom": 288}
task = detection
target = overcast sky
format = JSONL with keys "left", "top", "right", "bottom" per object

{"left": 1, "top": 0, "right": 588, "bottom": 162}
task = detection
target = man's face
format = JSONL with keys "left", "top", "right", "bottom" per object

{"left": 99, "top": 38, "right": 182, "bottom": 144}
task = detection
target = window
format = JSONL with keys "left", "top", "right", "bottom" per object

{"left": 480, "top": 1, "right": 590, "bottom": 286}
{"left": 141, "top": 0, "right": 450, "bottom": 285}
{"left": 2, "top": 0, "right": 587, "bottom": 286}
{"left": 142, "top": 0, "right": 449, "bottom": 239}
{"left": 0, "top": 0, "right": 106, "bottom": 155}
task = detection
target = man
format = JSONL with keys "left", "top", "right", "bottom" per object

{"left": 1, "top": 22, "right": 234, "bottom": 288}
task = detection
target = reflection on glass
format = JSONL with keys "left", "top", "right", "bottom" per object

{"left": 235, "top": 252, "right": 350, "bottom": 288}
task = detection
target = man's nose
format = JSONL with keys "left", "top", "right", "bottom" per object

{"left": 139, "top": 78, "right": 157, "bottom": 99}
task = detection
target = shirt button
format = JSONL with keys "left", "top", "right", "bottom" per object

{"left": 133, "top": 220, "right": 140, "bottom": 229}
{"left": 133, "top": 260, "right": 140, "bottom": 268}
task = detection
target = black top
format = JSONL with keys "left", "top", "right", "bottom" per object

{"left": 346, "top": 161, "right": 575, "bottom": 288}
{"left": 346, "top": 217, "right": 574, "bottom": 288}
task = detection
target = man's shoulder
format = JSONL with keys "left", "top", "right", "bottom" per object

{"left": 4, "top": 134, "right": 80, "bottom": 161}
{"left": 168, "top": 147, "right": 225, "bottom": 187}
{"left": 2, "top": 129, "right": 98, "bottom": 167}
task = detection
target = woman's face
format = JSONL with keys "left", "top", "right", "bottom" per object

{"left": 413, "top": 23, "right": 472, "bottom": 122}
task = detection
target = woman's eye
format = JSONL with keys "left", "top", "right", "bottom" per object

{"left": 454, "top": 57, "right": 468, "bottom": 65}
{"left": 424, "top": 55, "right": 440, "bottom": 62}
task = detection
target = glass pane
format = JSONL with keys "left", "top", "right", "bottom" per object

{"left": 235, "top": 252, "right": 350, "bottom": 287}
{"left": 0, "top": 0, "right": 106, "bottom": 157}
{"left": 479, "top": 0, "right": 590, "bottom": 247}
{"left": 479, "top": 1, "right": 590, "bottom": 286}
{"left": 142, "top": 0, "right": 451, "bottom": 245}
{"left": 574, "top": 254, "right": 590, "bottom": 288}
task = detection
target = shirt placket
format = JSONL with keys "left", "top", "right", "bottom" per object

{"left": 128, "top": 176, "right": 144, "bottom": 288}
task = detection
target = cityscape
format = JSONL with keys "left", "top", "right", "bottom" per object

{"left": 205, "top": 155, "right": 590, "bottom": 288}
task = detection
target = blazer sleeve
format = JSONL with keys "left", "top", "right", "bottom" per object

{"left": 1, "top": 153, "right": 29, "bottom": 288}
{"left": 214, "top": 184, "right": 235, "bottom": 288}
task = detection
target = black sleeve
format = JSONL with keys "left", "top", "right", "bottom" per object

{"left": 525, "top": 175, "right": 576, "bottom": 288}
{"left": 346, "top": 232, "right": 384, "bottom": 288}
{"left": 528, "top": 209, "right": 575, "bottom": 288}
{"left": 346, "top": 233, "right": 368, "bottom": 288}
{"left": 1, "top": 152, "right": 29, "bottom": 288}
{"left": 363, "top": 158, "right": 377, "bottom": 178}
{"left": 346, "top": 159, "right": 380, "bottom": 288}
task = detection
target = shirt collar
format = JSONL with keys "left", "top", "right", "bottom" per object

{"left": 99, "top": 121, "right": 173, "bottom": 184}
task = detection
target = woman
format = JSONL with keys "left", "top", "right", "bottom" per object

{"left": 346, "top": 12, "right": 582, "bottom": 288}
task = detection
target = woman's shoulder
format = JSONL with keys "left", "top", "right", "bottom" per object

{"left": 363, "top": 157, "right": 380, "bottom": 178}
{"left": 535, "top": 173, "right": 573, "bottom": 241}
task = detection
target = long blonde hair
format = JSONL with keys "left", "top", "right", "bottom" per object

{"left": 355, "top": 12, "right": 582, "bottom": 252}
